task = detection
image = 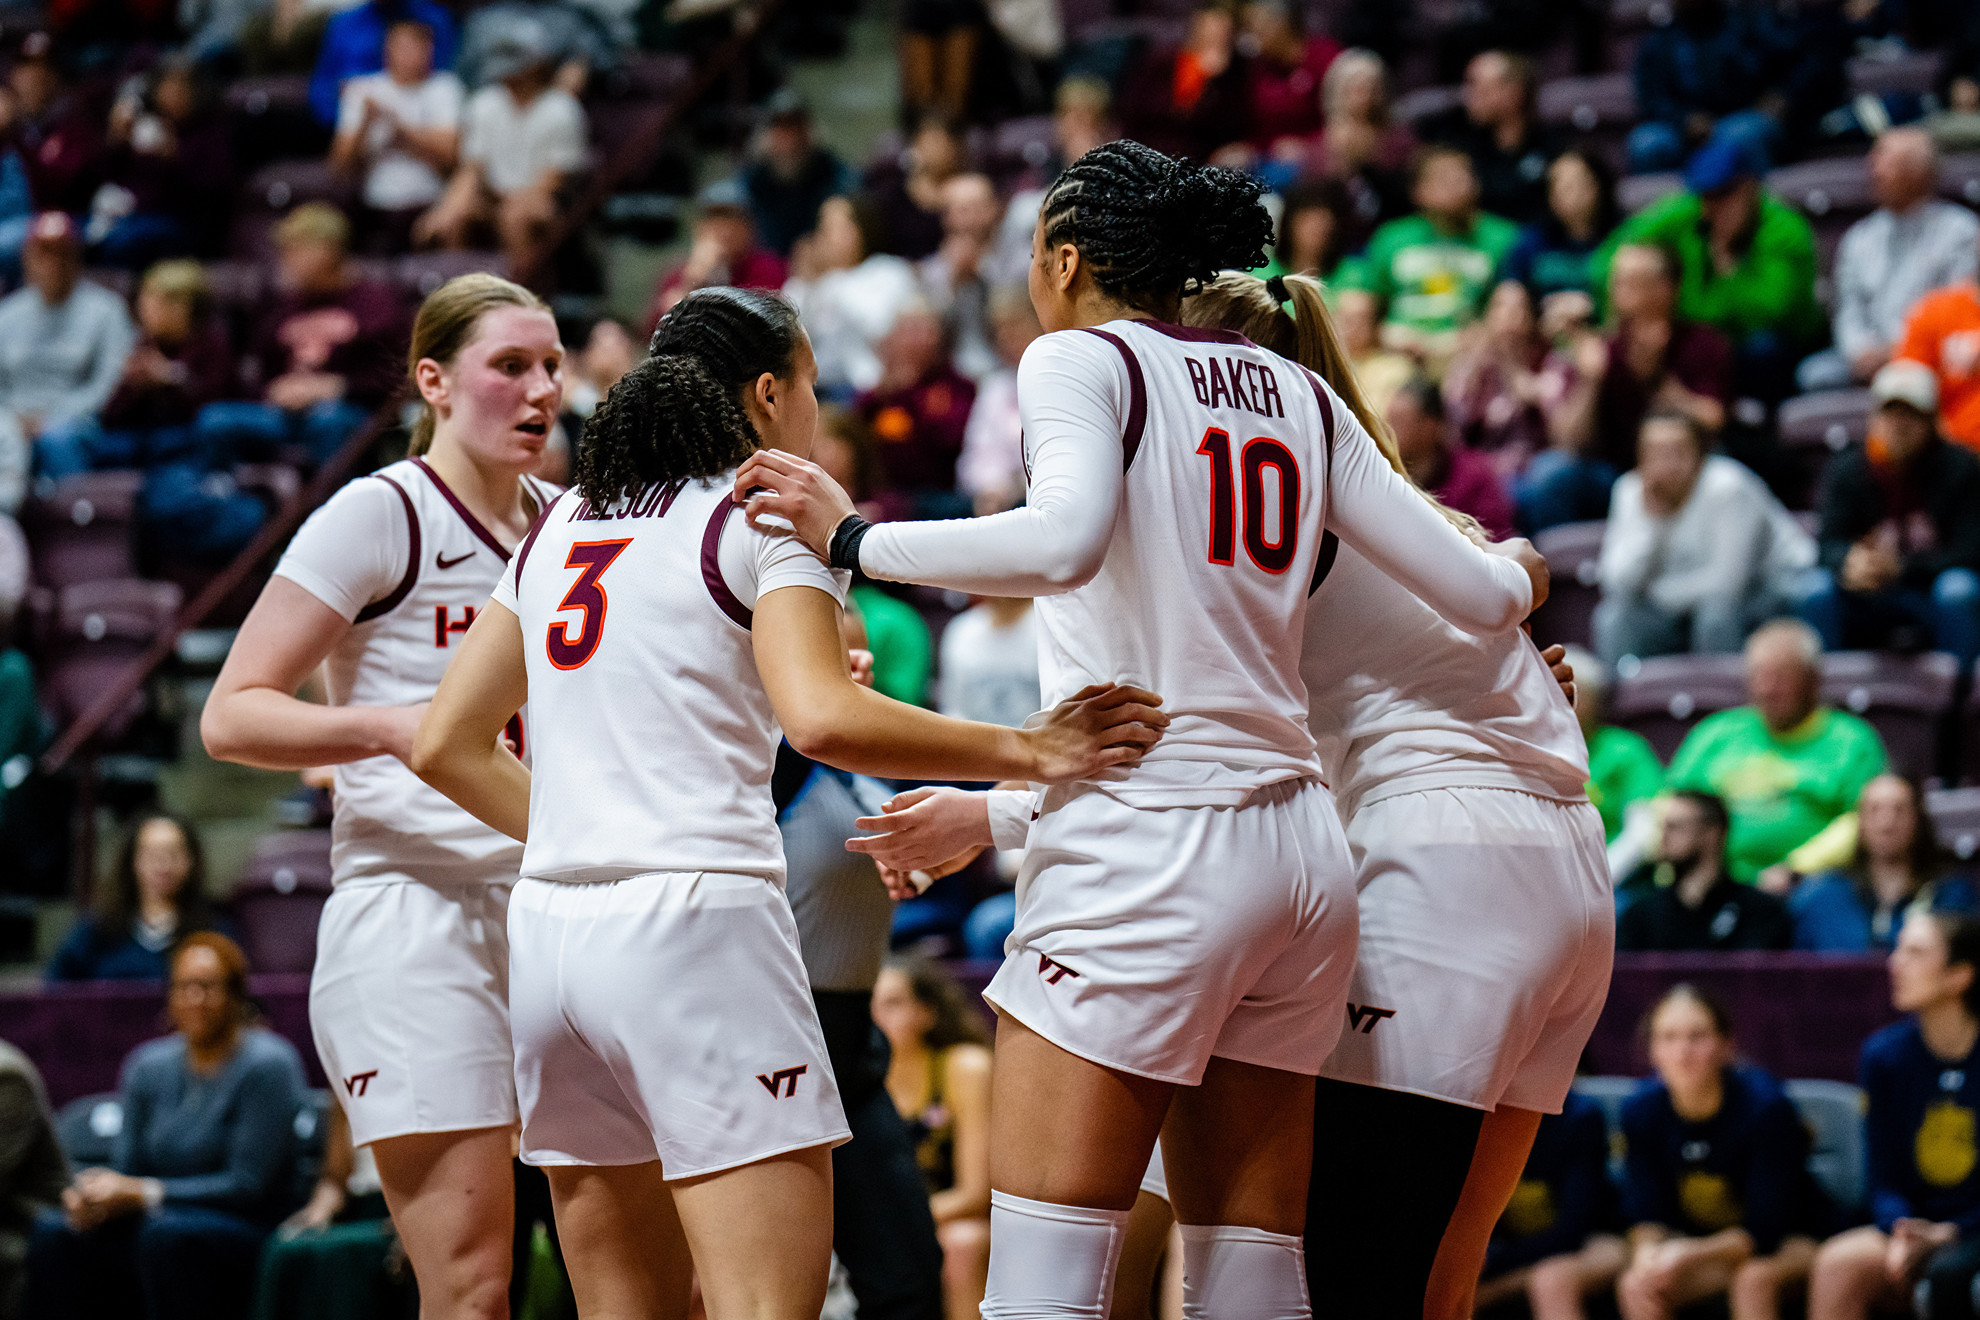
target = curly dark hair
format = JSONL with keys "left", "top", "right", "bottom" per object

{"left": 1038, "top": 140, "right": 1273, "bottom": 313}
{"left": 572, "top": 286, "right": 806, "bottom": 507}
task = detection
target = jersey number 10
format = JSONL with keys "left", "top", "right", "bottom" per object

{"left": 1196, "top": 428, "right": 1301, "bottom": 574}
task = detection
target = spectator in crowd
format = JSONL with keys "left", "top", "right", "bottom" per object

{"left": 11, "top": 34, "right": 103, "bottom": 216}
{"left": 1593, "top": 410, "right": 1812, "bottom": 664}
{"left": 741, "top": 91, "right": 854, "bottom": 258}
{"left": 36, "top": 260, "right": 231, "bottom": 481}
{"left": 918, "top": 173, "right": 1003, "bottom": 380}
{"left": 1527, "top": 243, "right": 1733, "bottom": 531}
{"left": 646, "top": 179, "right": 789, "bottom": 327}
{"left": 867, "top": 113, "right": 967, "bottom": 262}
{"left": 0, "top": 214, "right": 136, "bottom": 489}
{"left": 195, "top": 204, "right": 403, "bottom": 467}
{"left": 857, "top": 303, "right": 976, "bottom": 522}
{"left": 1627, "top": 0, "right": 1781, "bottom": 171}
{"left": 897, "top": 0, "right": 984, "bottom": 124}
{"left": 985, "top": 76, "right": 1114, "bottom": 286}
{"left": 0, "top": 519, "right": 35, "bottom": 832}
{"left": 1360, "top": 146, "right": 1520, "bottom": 366}
{"left": 1891, "top": 237, "right": 1980, "bottom": 453}
{"left": 874, "top": 957, "right": 993, "bottom": 1320}
{"left": 0, "top": 1040, "right": 63, "bottom": 1318}
{"left": 1258, "top": 177, "right": 1353, "bottom": 282}
{"left": 1423, "top": 50, "right": 1562, "bottom": 225}
{"left": 1615, "top": 984, "right": 1830, "bottom": 1317}
{"left": 856, "top": 579, "right": 932, "bottom": 708}
{"left": 1594, "top": 138, "right": 1821, "bottom": 403}
{"left": 1240, "top": 0, "right": 1340, "bottom": 158}
{"left": 0, "top": 91, "right": 36, "bottom": 282}
{"left": 1387, "top": 374, "right": 1516, "bottom": 539}
{"left": 1501, "top": 147, "right": 1619, "bottom": 306}
{"left": 1333, "top": 287, "right": 1414, "bottom": 417}
{"left": 48, "top": 812, "right": 228, "bottom": 982}
{"left": 415, "top": 29, "right": 586, "bottom": 267}
{"left": 238, "top": 0, "right": 331, "bottom": 78}
{"left": 1664, "top": 619, "right": 1889, "bottom": 884}
{"left": 1807, "top": 911, "right": 1980, "bottom": 1319}
{"left": 1474, "top": 1089, "right": 1625, "bottom": 1320}
{"left": 557, "top": 315, "right": 635, "bottom": 423}
{"left": 1790, "top": 775, "right": 1979, "bottom": 953}
{"left": 24, "top": 934, "right": 307, "bottom": 1320}
{"left": 784, "top": 194, "right": 921, "bottom": 395}
{"left": 91, "top": 58, "right": 234, "bottom": 268}
{"left": 1443, "top": 279, "right": 1579, "bottom": 485}
{"left": 1117, "top": 2, "right": 1252, "bottom": 164}
{"left": 939, "top": 596, "right": 1039, "bottom": 732}
{"left": 1297, "top": 48, "right": 1414, "bottom": 245}
{"left": 1568, "top": 645, "right": 1664, "bottom": 851}
{"left": 1799, "top": 128, "right": 1978, "bottom": 392}
{"left": 1796, "top": 360, "right": 1980, "bottom": 663}
{"left": 309, "top": 0, "right": 459, "bottom": 126}
{"left": 1617, "top": 792, "right": 1794, "bottom": 950}
{"left": 329, "top": 18, "right": 463, "bottom": 252}
{"left": 956, "top": 286, "right": 1035, "bottom": 515}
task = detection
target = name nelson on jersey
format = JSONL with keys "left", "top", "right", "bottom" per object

{"left": 1183, "top": 353, "right": 1285, "bottom": 420}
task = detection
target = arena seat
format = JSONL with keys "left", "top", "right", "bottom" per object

{"left": 1609, "top": 653, "right": 1747, "bottom": 760}
{"left": 1787, "top": 1078, "right": 1869, "bottom": 1214}
{"left": 1618, "top": 171, "right": 1683, "bottom": 214}
{"left": 394, "top": 250, "right": 508, "bottom": 298}
{"left": 22, "top": 471, "right": 142, "bottom": 588}
{"left": 1846, "top": 48, "right": 1945, "bottom": 98}
{"left": 1394, "top": 84, "right": 1462, "bottom": 127}
{"left": 1926, "top": 785, "right": 1980, "bottom": 859}
{"left": 1819, "top": 650, "right": 1959, "bottom": 782}
{"left": 1778, "top": 388, "right": 1871, "bottom": 505}
{"left": 1528, "top": 519, "right": 1604, "bottom": 650}
{"left": 32, "top": 578, "right": 183, "bottom": 741}
{"left": 1940, "top": 154, "right": 1980, "bottom": 209}
{"left": 1768, "top": 156, "right": 1875, "bottom": 220}
{"left": 229, "top": 829, "right": 334, "bottom": 975}
{"left": 1536, "top": 74, "right": 1634, "bottom": 168}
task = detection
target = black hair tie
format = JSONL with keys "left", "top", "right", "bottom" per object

{"left": 1266, "top": 275, "right": 1289, "bottom": 305}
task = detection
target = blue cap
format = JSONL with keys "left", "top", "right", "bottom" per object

{"left": 1684, "top": 136, "right": 1759, "bottom": 195}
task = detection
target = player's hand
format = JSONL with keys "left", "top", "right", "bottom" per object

{"left": 848, "top": 648, "right": 875, "bottom": 688}
{"left": 1023, "top": 683, "right": 1168, "bottom": 784}
{"left": 876, "top": 851, "right": 983, "bottom": 900}
{"left": 733, "top": 448, "right": 859, "bottom": 558}
{"left": 849, "top": 786, "right": 994, "bottom": 872}
{"left": 1540, "top": 643, "right": 1575, "bottom": 707}
{"left": 1489, "top": 537, "right": 1550, "bottom": 614}
{"left": 376, "top": 703, "right": 430, "bottom": 764}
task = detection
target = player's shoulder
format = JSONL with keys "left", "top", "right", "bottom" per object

{"left": 1861, "top": 1017, "right": 1921, "bottom": 1074}
{"left": 306, "top": 461, "right": 419, "bottom": 526}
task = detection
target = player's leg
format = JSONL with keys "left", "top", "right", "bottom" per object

{"left": 938, "top": 1215, "right": 992, "bottom": 1320}
{"left": 672, "top": 1144, "right": 837, "bottom": 1320}
{"left": 544, "top": 1161, "right": 693, "bottom": 1320}
{"left": 1113, "top": 1191, "right": 1178, "bottom": 1320}
{"left": 1421, "top": 1104, "right": 1545, "bottom": 1320}
{"left": 370, "top": 1128, "right": 516, "bottom": 1320}
{"left": 1730, "top": 1237, "right": 1817, "bottom": 1320}
{"left": 1807, "top": 1226, "right": 1898, "bottom": 1320}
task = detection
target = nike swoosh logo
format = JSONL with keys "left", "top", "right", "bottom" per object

{"left": 435, "top": 551, "right": 474, "bottom": 570}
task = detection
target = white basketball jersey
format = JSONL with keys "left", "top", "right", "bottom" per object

{"left": 273, "top": 457, "right": 558, "bottom": 884}
{"left": 1030, "top": 321, "right": 1335, "bottom": 805}
{"left": 492, "top": 473, "right": 847, "bottom": 885}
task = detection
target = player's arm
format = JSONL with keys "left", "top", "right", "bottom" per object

{"left": 408, "top": 602, "right": 532, "bottom": 842}
{"left": 754, "top": 585, "right": 1165, "bottom": 783}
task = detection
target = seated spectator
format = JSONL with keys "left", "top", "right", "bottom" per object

{"left": 1116, "top": 3, "right": 1252, "bottom": 165}
{"left": 1617, "top": 792, "right": 1793, "bottom": 949}
{"left": 1799, "top": 128, "right": 1978, "bottom": 393}
{"left": 1, "top": 214, "right": 136, "bottom": 486}
{"left": 1296, "top": 49, "right": 1414, "bottom": 246}
{"left": 1422, "top": 51, "right": 1562, "bottom": 225}
{"left": 1615, "top": 985, "right": 1830, "bottom": 1315}
{"left": 90, "top": 58, "right": 234, "bottom": 269}
{"left": 897, "top": 0, "right": 984, "bottom": 124}
{"left": 1474, "top": 1089, "right": 1625, "bottom": 1319}
{"left": 1664, "top": 618, "right": 1889, "bottom": 883}
{"left": 985, "top": 77, "right": 1113, "bottom": 286}
{"left": 330, "top": 19, "right": 463, "bottom": 252}
{"left": 1527, "top": 243, "right": 1732, "bottom": 532}
{"left": 195, "top": 203, "right": 404, "bottom": 469}
{"left": 0, "top": 520, "right": 36, "bottom": 826}
{"left": 939, "top": 596, "right": 1038, "bottom": 732}
{"left": 36, "top": 259, "right": 230, "bottom": 478}
{"left": 1443, "top": 279, "right": 1578, "bottom": 484}
{"left": 1807, "top": 912, "right": 1980, "bottom": 1319}
{"left": 1791, "top": 775, "right": 1979, "bottom": 953}
{"left": 874, "top": 957, "right": 992, "bottom": 1320}
{"left": 1795, "top": 361, "right": 1980, "bottom": 664}
{"left": 1593, "top": 139, "right": 1821, "bottom": 404}
{"left": 1240, "top": 0, "right": 1340, "bottom": 158}
{"left": 918, "top": 173, "right": 1003, "bottom": 381}
{"left": 1360, "top": 146, "right": 1519, "bottom": 366}
{"left": 1891, "top": 242, "right": 1980, "bottom": 454}
{"left": 742, "top": 91, "right": 854, "bottom": 258}
{"left": 1258, "top": 177, "right": 1352, "bottom": 282}
{"left": 1568, "top": 645, "right": 1664, "bottom": 852}
{"left": 309, "top": 0, "right": 459, "bottom": 126}
{"left": 557, "top": 315, "right": 635, "bottom": 423}
{"left": 1594, "top": 411, "right": 1811, "bottom": 664}
{"left": 415, "top": 30, "right": 585, "bottom": 267}
{"left": 1501, "top": 147, "right": 1618, "bottom": 307}
{"left": 0, "top": 91, "right": 35, "bottom": 283}
{"left": 784, "top": 194, "right": 921, "bottom": 395}
{"left": 646, "top": 179, "right": 789, "bottom": 328}
{"left": 24, "top": 934, "right": 307, "bottom": 1320}
{"left": 1388, "top": 375, "right": 1515, "bottom": 538}
{"left": 1627, "top": 0, "right": 1782, "bottom": 171}
{"left": 857, "top": 303, "right": 976, "bottom": 522}
{"left": 956, "top": 285, "right": 1037, "bottom": 515}
{"left": 11, "top": 34, "right": 104, "bottom": 217}
{"left": 48, "top": 812, "right": 229, "bottom": 982}
{"left": 854, "top": 579, "right": 931, "bottom": 707}
{"left": 1332, "top": 287, "right": 1413, "bottom": 417}
{"left": 870, "top": 115, "right": 968, "bottom": 265}
{"left": 0, "top": 1039, "right": 64, "bottom": 1317}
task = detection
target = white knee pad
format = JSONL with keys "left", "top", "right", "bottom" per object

{"left": 979, "top": 1190, "right": 1131, "bottom": 1320}
{"left": 1178, "top": 1223, "right": 1312, "bottom": 1320}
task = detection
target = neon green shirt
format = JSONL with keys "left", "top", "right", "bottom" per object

{"left": 1360, "top": 211, "right": 1521, "bottom": 336}
{"left": 850, "top": 584, "right": 930, "bottom": 707}
{"left": 1665, "top": 705, "right": 1887, "bottom": 882}
{"left": 1586, "top": 724, "right": 1663, "bottom": 843}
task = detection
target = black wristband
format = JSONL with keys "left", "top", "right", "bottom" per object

{"left": 828, "top": 515, "right": 872, "bottom": 572}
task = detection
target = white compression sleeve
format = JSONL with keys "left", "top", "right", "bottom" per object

{"left": 980, "top": 1190, "right": 1131, "bottom": 1320}
{"left": 1177, "top": 1224, "right": 1313, "bottom": 1320}
{"left": 857, "top": 331, "right": 1125, "bottom": 597}
{"left": 1320, "top": 395, "right": 1533, "bottom": 636}
{"left": 986, "top": 788, "right": 1040, "bottom": 851}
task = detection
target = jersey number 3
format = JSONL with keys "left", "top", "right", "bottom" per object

{"left": 1196, "top": 428, "right": 1301, "bottom": 574}
{"left": 547, "top": 539, "right": 632, "bottom": 670}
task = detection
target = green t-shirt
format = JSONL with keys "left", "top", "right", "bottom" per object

{"left": 1586, "top": 724, "right": 1663, "bottom": 842}
{"left": 1664, "top": 705, "right": 1888, "bottom": 882}
{"left": 1361, "top": 211, "right": 1521, "bottom": 336}
{"left": 850, "top": 584, "right": 930, "bottom": 707}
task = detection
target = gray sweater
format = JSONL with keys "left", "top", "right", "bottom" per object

{"left": 0, "top": 281, "right": 136, "bottom": 424}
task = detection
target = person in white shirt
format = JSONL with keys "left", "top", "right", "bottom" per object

{"left": 1595, "top": 411, "right": 1814, "bottom": 664}
{"left": 782, "top": 194, "right": 921, "bottom": 395}
{"left": 956, "top": 285, "right": 1039, "bottom": 514}
{"left": 331, "top": 20, "right": 463, "bottom": 233}
{"left": 938, "top": 596, "right": 1040, "bottom": 730}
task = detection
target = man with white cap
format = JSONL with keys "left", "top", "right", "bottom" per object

{"left": 1793, "top": 358, "right": 1980, "bottom": 663}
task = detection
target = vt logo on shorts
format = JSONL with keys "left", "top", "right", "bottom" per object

{"left": 1345, "top": 1004, "right": 1395, "bottom": 1034}
{"left": 757, "top": 1065, "right": 808, "bottom": 1098}
{"left": 1038, "top": 954, "right": 1080, "bottom": 985}
{"left": 343, "top": 1070, "right": 379, "bottom": 1097}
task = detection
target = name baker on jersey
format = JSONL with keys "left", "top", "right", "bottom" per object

{"left": 1184, "top": 354, "right": 1286, "bottom": 420}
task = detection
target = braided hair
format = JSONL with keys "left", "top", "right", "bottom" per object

{"left": 574, "top": 287, "right": 805, "bottom": 507}
{"left": 1038, "top": 140, "right": 1273, "bottom": 314}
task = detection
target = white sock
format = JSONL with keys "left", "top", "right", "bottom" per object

{"left": 1178, "top": 1223, "right": 1313, "bottom": 1320}
{"left": 979, "top": 1190, "right": 1131, "bottom": 1320}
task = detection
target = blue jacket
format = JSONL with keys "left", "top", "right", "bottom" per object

{"left": 1487, "top": 1091, "right": 1619, "bottom": 1277}
{"left": 1862, "top": 1018, "right": 1980, "bottom": 1236}
{"left": 309, "top": 0, "right": 459, "bottom": 124}
{"left": 1790, "top": 873, "right": 1980, "bottom": 953}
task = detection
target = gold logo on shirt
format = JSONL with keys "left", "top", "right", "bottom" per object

{"left": 1501, "top": 1178, "right": 1558, "bottom": 1237}
{"left": 1916, "top": 1102, "right": 1977, "bottom": 1188}
{"left": 1679, "top": 1171, "right": 1743, "bottom": 1231}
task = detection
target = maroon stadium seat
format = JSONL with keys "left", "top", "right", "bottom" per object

{"left": 1926, "top": 787, "right": 1980, "bottom": 861}
{"left": 1820, "top": 650, "right": 1958, "bottom": 782}
{"left": 1618, "top": 172, "right": 1683, "bottom": 214}
{"left": 230, "top": 830, "right": 334, "bottom": 975}
{"left": 393, "top": 250, "right": 508, "bottom": 298}
{"left": 1777, "top": 389, "right": 1871, "bottom": 506}
{"left": 224, "top": 75, "right": 311, "bottom": 119}
{"left": 1394, "top": 84, "right": 1463, "bottom": 128}
{"left": 34, "top": 578, "right": 182, "bottom": 741}
{"left": 1940, "top": 154, "right": 1980, "bottom": 209}
{"left": 1768, "top": 157, "right": 1875, "bottom": 221}
{"left": 1847, "top": 49, "right": 1945, "bottom": 98}
{"left": 22, "top": 472, "right": 142, "bottom": 589}
{"left": 1536, "top": 73, "right": 1635, "bottom": 132}
{"left": 1528, "top": 519, "right": 1605, "bottom": 651}
{"left": 1610, "top": 652, "right": 1748, "bottom": 760}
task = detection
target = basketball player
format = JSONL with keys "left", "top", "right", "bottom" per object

{"left": 734, "top": 142, "right": 1549, "bottom": 1320}
{"left": 406, "top": 287, "right": 1167, "bottom": 1319}
{"left": 202, "top": 274, "right": 563, "bottom": 1320}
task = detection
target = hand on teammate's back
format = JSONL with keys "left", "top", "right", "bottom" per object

{"left": 1025, "top": 682, "right": 1169, "bottom": 784}
{"left": 1486, "top": 537, "right": 1550, "bottom": 614}
{"left": 734, "top": 449, "right": 859, "bottom": 558}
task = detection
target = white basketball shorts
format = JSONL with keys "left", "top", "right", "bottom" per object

{"left": 508, "top": 870, "right": 851, "bottom": 1176}
{"left": 310, "top": 873, "right": 519, "bottom": 1148}
{"left": 985, "top": 776, "right": 1358, "bottom": 1086}
{"left": 1319, "top": 787, "right": 1615, "bottom": 1113}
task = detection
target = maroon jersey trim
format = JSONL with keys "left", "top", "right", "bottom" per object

{"left": 1072, "top": 327, "right": 1147, "bottom": 472}
{"left": 512, "top": 490, "right": 565, "bottom": 591}
{"left": 701, "top": 499, "right": 754, "bottom": 630}
{"left": 414, "top": 457, "right": 513, "bottom": 562}
{"left": 356, "top": 474, "right": 421, "bottom": 624}
{"left": 1141, "top": 320, "right": 1254, "bottom": 347}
